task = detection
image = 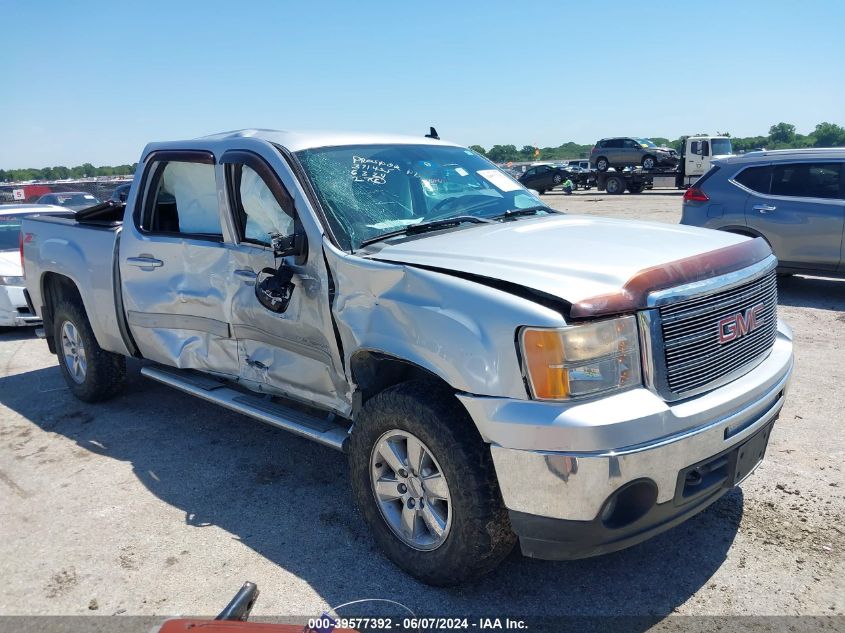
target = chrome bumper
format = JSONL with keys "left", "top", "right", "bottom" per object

{"left": 459, "top": 322, "right": 793, "bottom": 522}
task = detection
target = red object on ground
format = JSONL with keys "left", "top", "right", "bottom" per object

{"left": 159, "top": 620, "right": 358, "bottom": 633}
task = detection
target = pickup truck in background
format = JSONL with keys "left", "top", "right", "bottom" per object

{"left": 21, "top": 129, "right": 794, "bottom": 585}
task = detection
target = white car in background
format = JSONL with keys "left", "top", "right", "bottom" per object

{"left": 0, "top": 204, "right": 65, "bottom": 327}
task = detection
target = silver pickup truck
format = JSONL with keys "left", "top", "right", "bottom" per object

{"left": 21, "top": 130, "right": 794, "bottom": 585}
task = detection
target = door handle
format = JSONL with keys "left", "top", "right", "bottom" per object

{"left": 752, "top": 204, "right": 777, "bottom": 213}
{"left": 126, "top": 256, "right": 163, "bottom": 268}
{"left": 234, "top": 268, "right": 258, "bottom": 281}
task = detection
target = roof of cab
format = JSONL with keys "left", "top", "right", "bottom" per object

{"left": 198, "top": 128, "right": 461, "bottom": 152}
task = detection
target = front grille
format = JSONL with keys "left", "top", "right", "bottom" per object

{"left": 658, "top": 269, "right": 778, "bottom": 397}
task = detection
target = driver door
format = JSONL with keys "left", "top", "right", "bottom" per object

{"left": 219, "top": 149, "right": 349, "bottom": 414}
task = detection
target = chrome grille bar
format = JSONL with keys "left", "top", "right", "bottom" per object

{"left": 654, "top": 268, "right": 778, "bottom": 399}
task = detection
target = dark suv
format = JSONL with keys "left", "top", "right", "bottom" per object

{"left": 590, "top": 137, "right": 679, "bottom": 172}
{"left": 680, "top": 148, "right": 845, "bottom": 276}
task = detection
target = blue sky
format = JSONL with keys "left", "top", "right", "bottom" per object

{"left": 1, "top": 0, "right": 843, "bottom": 168}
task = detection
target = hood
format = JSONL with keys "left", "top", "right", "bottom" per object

{"left": 653, "top": 146, "right": 676, "bottom": 155}
{"left": 370, "top": 214, "right": 749, "bottom": 307}
{"left": 0, "top": 250, "right": 22, "bottom": 277}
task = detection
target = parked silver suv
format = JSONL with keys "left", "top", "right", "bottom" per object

{"left": 590, "top": 137, "right": 679, "bottom": 172}
{"left": 681, "top": 148, "right": 845, "bottom": 277}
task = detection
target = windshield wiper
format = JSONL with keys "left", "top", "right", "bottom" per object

{"left": 358, "top": 215, "right": 492, "bottom": 248}
{"left": 490, "top": 205, "right": 555, "bottom": 220}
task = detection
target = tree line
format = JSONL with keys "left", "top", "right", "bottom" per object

{"left": 0, "top": 163, "right": 138, "bottom": 183}
{"left": 2, "top": 121, "right": 844, "bottom": 179}
{"left": 469, "top": 121, "right": 845, "bottom": 163}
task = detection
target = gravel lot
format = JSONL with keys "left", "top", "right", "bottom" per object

{"left": 0, "top": 190, "right": 842, "bottom": 625}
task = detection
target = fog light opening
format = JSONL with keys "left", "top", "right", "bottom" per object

{"left": 600, "top": 479, "right": 658, "bottom": 529}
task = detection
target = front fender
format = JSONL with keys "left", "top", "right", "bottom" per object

{"left": 325, "top": 246, "right": 566, "bottom": 400}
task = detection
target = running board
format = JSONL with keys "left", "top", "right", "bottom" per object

{"left": 141, "top": 366, "right": 349, "bottom": 452}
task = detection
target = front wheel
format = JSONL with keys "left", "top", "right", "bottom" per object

{"left": 595, "top": 157, "right": 609, "bottom": 171}
{"left": 53, "top": 299, "right": 126, "bottom": 402}
{"left": 348, "top": 381, "right": 515, "bottom": 585}
{"left": 642, "top": 155, "right": 657, "bottom": 170}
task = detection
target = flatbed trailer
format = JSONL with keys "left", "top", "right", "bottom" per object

{"left": 595, "top": 167, "right": 682, "bottom": 194}
{"left": 594, "top": 134, "right": 732, "bottom": 194}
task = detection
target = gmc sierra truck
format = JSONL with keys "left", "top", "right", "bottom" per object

{"left": 21, "top": 129, "right": 794, "bottom": 585}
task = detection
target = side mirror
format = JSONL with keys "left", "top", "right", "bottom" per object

{"left": 270, "top": 231, "right": 307, "bottom": 260}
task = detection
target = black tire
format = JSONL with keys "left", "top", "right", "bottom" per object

{"left": 348, "top": 380, "right": 516, "bottom": 585}
{"left": 605, "top": 175, "right": 626, "bottom": 194}
{"left": 641, "top": 155, "right": 657, "bottom": 170}
{"left": 53, "top": 298, "right": 126, "bottom": 402}
{"left": 628, "top": 182, "right": 645, "bottom": 194}
{"left": 595, "top": 157, "right": 609, "bottom": 172}
{"left": 552, "top": 173, "right": 563, "bottom": 185}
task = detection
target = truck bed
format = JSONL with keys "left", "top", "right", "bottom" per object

{"left": 22, "top": 210, "right": 133, "bottom": 357}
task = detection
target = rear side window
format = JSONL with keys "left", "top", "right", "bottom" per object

{"left": 734, "top": 165, "right": 771, "bottom": 194}
{"left": 771, "top": 162, "right": 842, "bottom": 199}
{"left": 140, "top": 158, "right": 222, "bottom": 238}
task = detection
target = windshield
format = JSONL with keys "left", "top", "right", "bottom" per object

{"left": 296, "top": 144, "right": 545, "bottom": 250}
{"left": 636, "top": 138, "right": 658, "bottom": 148}
{"left": 0, "top": 215, "right": 22, "bottom": 250}
{"left": 711, "top": 138, "right": 733, "bottom": 155}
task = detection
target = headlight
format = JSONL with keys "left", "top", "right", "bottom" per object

{"left": 520, "top": 315, "right": 642, "bottom": 400}
{"left": 0, "top": 276, "right": 24, "bottom": 286}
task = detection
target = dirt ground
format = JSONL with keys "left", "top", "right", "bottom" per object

{"left": 0, "top": 189, "right": 842, "bottom": 626}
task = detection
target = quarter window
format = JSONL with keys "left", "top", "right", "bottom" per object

{"left": 734, "top": 166, "right": 771, "bottom": 194}
{"left": 771, "top": 162, "right": 842, "bottom": 199}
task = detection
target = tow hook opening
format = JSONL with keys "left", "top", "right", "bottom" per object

{"left": 600, "top": 479, "right": 658, "bottom": 529}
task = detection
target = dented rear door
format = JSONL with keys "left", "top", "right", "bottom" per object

{"left": 120, "top": 150, "right": 240, "bottom": 376}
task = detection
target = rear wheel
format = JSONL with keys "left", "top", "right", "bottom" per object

{"left": 53, "top": 299, "right": 126, "bottom": 402}
{"left": 595, "top": 157, "right": 609, "bottom": 171}
{"left": 348, "top": 380, "right": 515, "bottom": 585}
{"left": 604, "top": 175, "right": 626, "bottom": 194}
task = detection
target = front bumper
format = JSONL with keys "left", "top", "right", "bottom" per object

{"left": 0, "top": 285, "right": 41, "bottom": 327}
{"left": 457, "top": 321, "right": 793, "bottom": 559}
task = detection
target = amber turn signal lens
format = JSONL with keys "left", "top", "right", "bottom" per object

{"left": 521, "top": 329, "right": 569, "bottom": 399}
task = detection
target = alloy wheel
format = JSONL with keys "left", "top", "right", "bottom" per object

{"left": 61, "top": 320, "right": 87, "bottom": 384}
{"left": 370, "top": 430, "right": 452, "bottom": 550}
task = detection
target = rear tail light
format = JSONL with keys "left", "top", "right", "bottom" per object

{"left": 683, "top": 187, "right": 709, "bottom": 202}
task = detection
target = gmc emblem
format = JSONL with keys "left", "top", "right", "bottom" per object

{"left": 718, "top": 304, "right": 765, "bottom": 344}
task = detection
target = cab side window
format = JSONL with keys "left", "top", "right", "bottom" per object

{"left": 690, "top": 141, "right": 709, "bottom": 156}
{"left": 141, "top": 158, "right": 222, "bottom": 238}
